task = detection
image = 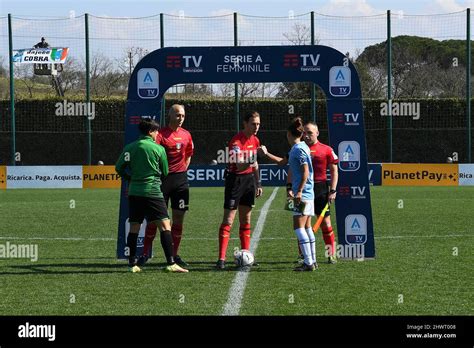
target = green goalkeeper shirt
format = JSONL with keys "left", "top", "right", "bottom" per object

{"left": 115, "top": 135, "right": 169, "bottom": 198}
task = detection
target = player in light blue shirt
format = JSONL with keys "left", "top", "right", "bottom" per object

{"left": 257, "top": 117, "right": 317, "bottom": 271}
{"left": 286, "top": 117, "right": 316, "bottom": 271}
{"left": 288, "top": 142, "right": 314, "bottom": 201}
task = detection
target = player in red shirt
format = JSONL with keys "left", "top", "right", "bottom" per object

{"left": 304, "top": 121, "right": 339, "bottom": 263}
{"left": 139, "top": 104, "right": 194, "bottom": 267}
{"left": 216, "top": 111, "right": 263, "bottom": 270}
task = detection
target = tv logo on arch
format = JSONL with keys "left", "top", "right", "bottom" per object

{"left": 338, "top": 186, "right": 367, "bottom": 199}
{"left": 345, "top": 214, "right": 367, "bottom": 244}
{"left": 329, "top": 66, "right": 351, "bottom": 97}
{"left": 137, "top": 68, "right": 159, "bottom": 99}
{"left": 166, "top": 55, "right": 203, "bottom": 73}
{"left": 338, "top": 141, "right": 360, "bottom": 171}
{"left": 332, "top": 112, "right": 360, "bottom": 126}
{"left": 283, "top": 53, "right": 320, "bottom": 71}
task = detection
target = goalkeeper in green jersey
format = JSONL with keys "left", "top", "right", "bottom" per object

{"left": 115, "top": 118, "right": 188, "bottom": 273}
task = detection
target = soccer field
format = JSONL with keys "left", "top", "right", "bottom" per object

{"left": 0, "top": 186, "right": 472, "bottom": 315}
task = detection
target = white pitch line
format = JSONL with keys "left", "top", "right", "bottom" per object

{"left": 221, "top": 187, "right": 279, "bottom": 316}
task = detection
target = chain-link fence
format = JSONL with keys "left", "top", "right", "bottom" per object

{"left": 0, "top": 10, "right": 472, "bottom": 165}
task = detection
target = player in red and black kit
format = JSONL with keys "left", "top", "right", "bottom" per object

{"left": 304, "top": 121, "right": 339, "bottom": 263}
{"left": 139, "top": 104, "right": 194, "bottom": 267}
{"left": 216, "top": 111, "right": 263, "bottom": 270}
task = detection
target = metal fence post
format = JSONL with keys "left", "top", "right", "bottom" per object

{"left": 467, "top": 8, "right": 472, "bottom": 163}
{"left": 387, "top": 10, "right": 393, "bottom": 163}
{"left": 160, "top": 13, "right": 166, "bottom": 127}
{"left": 8, "top": 14, "right": 16, "bottom": 166}
{"left": 234, "top": 12, "right": 240, "bottom": 132}
{"left": 311, "top": 11, "right": 316, "bottom": 123}
{"left": 85, "top": 13, "right": 92, "bottom": 165}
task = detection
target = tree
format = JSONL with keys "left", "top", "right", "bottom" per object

{"left": 118, "top": 47, "right": 149, "bottom": 78}
{"left": 218, "top": 83, "right": 234, "bottom": 98}
{"left": 239, "top": 83, "right": 262, "bottom": 98}
{"left": 89, "top": 52, "right": 126, "bottom": 97}
{"left": 356, "top": 35, "right": 469, "bottom": 98}
{"left": 0, "top": 56, "right": 6, "bottom": 77}
{"left": 282, "top": 23, "right": 311, "bottom": 45}
{"left": 14, "top": 64, "right": 39, "bottom": 98}
{"left": 59, "top": 56, "right": 84, "bottom": 95}
{"left": 277, "top": 23, "right": 320, "bottom": 99}
{"left": 352, "top": 49, "right": 386, "bottom": 98}
{"left": 182, "top": 83, "right": 212, "bottom": 97}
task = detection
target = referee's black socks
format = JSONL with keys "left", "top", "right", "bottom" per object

{"left": 160, "top": 230, "right": 175, "bottom": 265}
{"left": 126, "top": 232, "right": 139, "bottom": 266}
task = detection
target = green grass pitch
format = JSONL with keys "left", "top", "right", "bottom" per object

{"left": 0, "top": 186, "right": 472, "bottom": 315}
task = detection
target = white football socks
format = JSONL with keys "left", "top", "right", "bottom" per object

{"left": 295, "top": 228, "right": 313, "bottom": 265}
{"left": 306, "top": 227, "right": 316, "bottom": 265}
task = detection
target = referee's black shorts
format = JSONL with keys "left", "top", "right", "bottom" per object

{"left": 161, "top": 171, "right": 189, "bottom": 211}
{"left": 314, "top": 181, "right": 330, "bottom": 217}
{"left": 128, "top": 195, "right": 169, "bottom": 224}
{"left": 224, "top": 172, "right": 256, "bottom": 210}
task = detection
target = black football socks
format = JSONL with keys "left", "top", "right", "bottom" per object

{"left": 160, "top": 230, "right": 175, "bottom": 265}
{"left": 127, "top": 232, "right": 139, "bottom": 266}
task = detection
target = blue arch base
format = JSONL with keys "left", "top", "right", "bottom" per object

{"left": 118, "top": 45, "right": 375, "bottom": 260}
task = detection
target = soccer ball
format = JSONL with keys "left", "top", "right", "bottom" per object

{"left": 234, "top": 249, "right": 254, "bottom": 267}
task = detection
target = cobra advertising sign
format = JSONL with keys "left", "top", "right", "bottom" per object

{"left": 12, "top": 47, "right": 69, "bottom": 64}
